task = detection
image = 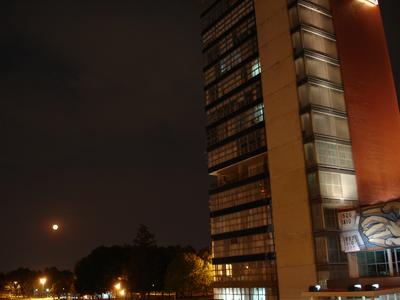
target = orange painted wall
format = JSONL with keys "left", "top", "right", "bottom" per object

{"left": 331, "top": 0, "right": 400, "bottom": 205}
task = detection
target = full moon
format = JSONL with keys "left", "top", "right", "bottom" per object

{"left": 52, "top": 224, "right": 59, "bottom": 231}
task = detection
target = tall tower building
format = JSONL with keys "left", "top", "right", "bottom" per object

{"left": 201, "top": 0, "right": 400, "bottom": 299}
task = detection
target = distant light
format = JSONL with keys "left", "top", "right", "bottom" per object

{"left": 359, "top": 0, "right": 378, "bottom": 6}
{"left": 52, "top": 224, "right": 59, "bottom": 231}
{"left": 349, "top": 284, "right": 362, "bottom": 291}
{"left": 114, "top": 283, "right": 121, "bottom": 290}
{"left": 366, "top": 283, "right": 380, "bottom": 291}
{"left": 308, "top": 285, "right": 321, "bottom": 292}
{"left": 119, "top": 289, "right": 125, "bottom": 296}
{"left": 46, "top": 288, "right": 50, "bottom": 292}
{"left": 39, "top": 277, "right": 47, "bottom": 285}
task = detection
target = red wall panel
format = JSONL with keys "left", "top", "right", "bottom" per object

{"left": 331, "top": 0, "right": 400, "bottom": 205}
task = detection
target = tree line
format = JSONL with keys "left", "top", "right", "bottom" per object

{"left": 0, "top": 225, "right": 212, "bottom": 298}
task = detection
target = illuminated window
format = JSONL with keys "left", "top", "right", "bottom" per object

{"left": 251, "top": 59, "right": 261, "bottom": 77}
{"left": 214, "top": 287, "right": 267, "bottom": 300}
{"left": 226, "top": 264, "right": 232, "bottom": 277}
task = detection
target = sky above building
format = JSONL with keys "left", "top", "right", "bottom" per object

{"left": 0, "top": 0, "right": 399, "bottom": 272}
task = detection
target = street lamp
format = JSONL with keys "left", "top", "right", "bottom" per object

{"left": 114, "top": 282, "right": 121, "bottom": 299}
{"left": 39, "top": 277, "right": 47, "bottom": 298}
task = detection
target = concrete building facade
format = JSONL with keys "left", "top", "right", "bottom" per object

{"left": 201, "top": 0, "right": 400, "bottom": 299}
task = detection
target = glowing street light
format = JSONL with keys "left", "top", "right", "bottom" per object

{"left": 114, "top": 283, "right": 121, "bottom": 290}
{"left": 119, "top": 289, "right": 125, "bottom": 297}
{"left": 39, "top": 277, "right": 47, "bottom": 286}
{"left": 39, "top": 277, "right": 47, "bottom": 298}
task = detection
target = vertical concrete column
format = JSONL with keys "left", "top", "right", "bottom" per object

{"left": 253, "top": 0, "right": 317, "bottom": 299}
{"left": 347, "top": 253, "right": 359, "bottom": 278}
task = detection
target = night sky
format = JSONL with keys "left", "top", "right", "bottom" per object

{"left": 0, "top": 1, "right": 399, "bottom": 272}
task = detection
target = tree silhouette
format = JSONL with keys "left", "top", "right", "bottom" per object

{"left": 133, "top": 224, "right": 156, "bottom": 247}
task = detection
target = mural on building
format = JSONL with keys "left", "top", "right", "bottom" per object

{"left": 338, "top": 201, "right": 400, "bottom": 252}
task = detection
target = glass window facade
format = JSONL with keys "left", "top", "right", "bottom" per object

{"left": 304, "top": 140, "right": 354, "bottom": 170}
{"left": 295, "top": 55, "right": 342, "bottom": 84}
{"left": 208, "top": 127, "right": 266, "bottom": 169}
{"left": 202, "top": 0, "right": 254, "bottom": 48}
{"left": 202, "top": 0, "right": 275, "bottom": 294}
{"left": 207, "top": 104, "right": 264, "bottom": 147}
{"left": 211, "top": 206, "right": 271, "bottom": 235}
{"left": 289, "top": 4, "right": 334, "bottom": 34}
{"left": 206, "top": 80, "right": 263, "bottom": 126}
{"left": 210, "top": 179, "right": 269, "bottom": 212}
{"left": 354, "top": 248, "right": 400, "bottom": 278}
{"left": 289, "top": 0, "right": 358, "bottom": 283}
{"left": 292, "top": 28, "right": 337, "bottom": 58}
{"left": 201, "top": 0, "right": 242, "bottom": 31}
{"left": 205, "top": 58, "right": 261, "bottom": 105}
{"left": 212, "top": 233, "right": 274, "bottom": 258}
{"left": 204, "top": 15, "right": 257, "bottom": 67}
{"left": 298, "top": 82, "right": 345, "bottom": 111}
{"left": 213, "top": 262, "right": 276, "bottom": 283}
{"left": 308, "top": 171, "right": 358, "bottom": 201}
{"left": 204, "top": 37, "right": 259, "bottom": 86}
{"left": 213, "top": 287, "right": 270, "bottom": 300}
{"left": 301, "top": 111, "right": 350, "bottom": 141}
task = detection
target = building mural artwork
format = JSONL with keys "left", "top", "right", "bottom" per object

{"left": 339, "top": 201, "right": 400, "bottom": 252}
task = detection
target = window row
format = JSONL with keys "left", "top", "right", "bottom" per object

{"left": 211, "top": 206, "right": 271, "bottom": 235}
{"left": 311, "top": 204, "right": 339, "bottom": 231}
{"left": 356, "top": 248, "right": 400, "bottom": 277}
{"left": 304, "top": 140, "right": 354, "bottom": 170}
{"left": 214, "top": 261, "right": 276, "bottom": 283}
{"left": 206, "top": 58, "right": 261, "bottom": 105}
{"left": 201, "top": 0, "right": 241, "bottom": 31}
{"left": 207, "top": 104, "right": 264, "bottom": 147}
{"left": 288, "top": 3, "right": 334, "bottom": 34}
{"left": 204, "top": 37, "right": 258, "bottom": 86}
{"left": 208, "top": 127, "right": 266, "bottom": 169}
{"left": 212, "top": 232, "right": 274, "bottom": 258}
{"left": 214, "top": 287, "right": 269, "bottom": 300}
{"left": 210, "top": 179, "right": 270, "bottom": 212}
{"left": 211, "top": 157, "right": 267, "bottom": 189}
{"left": 206, "top": 80, "right": 262, "bottom": 126}
{"left": 314, "top": 234, "right": 347, "bottom": 265}
{"left": 295, "top": 54, "right": 342, "bottom": 85}
{"left": 288, "top": 0, "right": 331, "bottom": 10}
{"left": 204, "top": 15, "right": 256, "bottom": 67}
{"left": 301, "top": 111, "right": 350, "bottom": 141}
{"left": 308, "top": 171, "right": 358, "bottom": 201}
{"left": 292, "top": 27, "right": 337, "bottom": 58}
{"left": 202, "top": 0, "right": 254, "bottom": 48}
{"left": 298, "top": 82, "right": 346, "bottom": 112}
